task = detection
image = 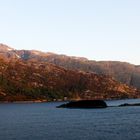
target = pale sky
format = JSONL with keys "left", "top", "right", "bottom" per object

{"left": 0, "top": 0, "right": 140, "bottom": 65}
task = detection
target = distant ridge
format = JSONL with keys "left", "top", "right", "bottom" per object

{"left": 0, "top": 43, "right": 140, "bottom": 90}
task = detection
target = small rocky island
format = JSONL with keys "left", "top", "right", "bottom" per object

{"left": 57, "top": 100, "right": 107, "bottom": 109}
{"left": 119, "top": 103, "right": 140, "bottom": 107}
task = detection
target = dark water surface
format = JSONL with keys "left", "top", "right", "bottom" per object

{"left": 0, "top": 99, "right": 140, "bottom": 140}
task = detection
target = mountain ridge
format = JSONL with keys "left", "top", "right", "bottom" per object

{"left": 0, "top": 43, "right": 140, "bottom": 90}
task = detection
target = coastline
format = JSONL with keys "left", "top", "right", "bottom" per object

{"left": 0, "top": 100, "right": 48, "bottom": 104}
{"left": 1, "top": 98, "right": 140, "bottom": 104}
{"left": 0, "top": 99, "right": 68, "bottom": 104}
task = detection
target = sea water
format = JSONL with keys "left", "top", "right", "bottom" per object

{"left": 0, "top": 99, "right": 140, "bottom": 140}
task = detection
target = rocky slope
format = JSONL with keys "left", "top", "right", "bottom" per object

{"left": 26, "top": 54, "right": 140, "bottom": 89}
{"left": 0, "top": 57, "right": 139, "bottom": 101}
{"left": 0, "top": 43, "right": 140, "bottom": 89}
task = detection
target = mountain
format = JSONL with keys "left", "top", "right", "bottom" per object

{"left": 1, "top": 43, "right": 140, "bottom": 89}
{"left": 0, "top": 43, "right": 20, "bottom": 59}
{"left": 0, "top": 57, "right": 139, "bottom": 101}
{"left": 0, "top": 43, "right": 14, "bottom": 52}
{"left": 24, "top": 53, "right": 140, "bottom": 89}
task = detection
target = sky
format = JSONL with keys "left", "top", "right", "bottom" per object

{"left": 0, "top": 0, "right": 140, "bottom": 65}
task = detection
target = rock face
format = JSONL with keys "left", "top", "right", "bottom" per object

{"left": 0, "top": 43, "right": 140, "bottom": 89}
{"left": 57, "top": 100, "right": 107, "bottom": 108}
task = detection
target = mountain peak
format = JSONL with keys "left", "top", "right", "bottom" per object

{"left": 0, "top": 43, "right": 14, "bottom": 52}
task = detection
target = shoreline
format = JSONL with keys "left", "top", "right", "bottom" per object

{"left": 0, "top": 101, "right": 47, "bottom": 104}
{"left": 0, "top": 100, "right": 68, "bottom": 104}
{"left": 0, "top": 98, "right": 140, "bottom": 104}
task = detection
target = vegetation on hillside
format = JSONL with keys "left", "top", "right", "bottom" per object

{"left": 0, "top": 58, "right": 139, "bottom": 102}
